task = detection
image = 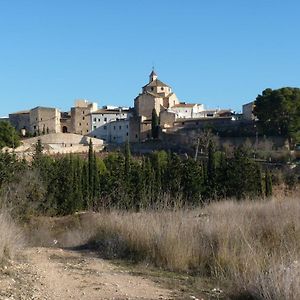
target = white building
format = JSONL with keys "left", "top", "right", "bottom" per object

{"left": 168, "top": 103, "right": 205, "bottom": 118}
{"left": 89, "top": 107, "right": 132, "bottom": 143}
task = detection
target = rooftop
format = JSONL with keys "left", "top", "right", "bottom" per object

{"left": 172, "top": 103, "right": 196, "bottom": 108}
{"left": 143, "top": 79, "right": 170, "bottom": 89}
{"left": 10, "top": 110, "right": 30, "bottom": 115}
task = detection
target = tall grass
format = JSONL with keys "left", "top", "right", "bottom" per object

{"left": 86, "top": 197, "right": 300, "bottom": 299}
{"left": 0, "top": 210, "right": 23, "bottom": 263}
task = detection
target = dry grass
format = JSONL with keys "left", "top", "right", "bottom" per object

{"left": 0, "top": 210, "right": 23, "bottom": 263}
{"left": 26, "top": 196, "right": 300, "bottom": 299}
{"left": 85, "top": 197, "right": 300, "bottom": 300}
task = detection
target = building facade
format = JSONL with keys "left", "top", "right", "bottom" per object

{"left": 89, "top": 106, "right": 131, "bottom": 143}
{"left": 131, "top": 71, "right": 180, "bottom": 142}
{"left": 71, "top": 100, "right": 98, "bottom": 135}
{"left": 243, "top": 101, "right": 255, "bottom": 120}
{"left": 9, "top": 110, "right": 30, "bottom": 133}
{"left": 29, "top": 107, "right": 61, "bottom": 134}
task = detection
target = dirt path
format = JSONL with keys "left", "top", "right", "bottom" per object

{"left": 0, "top": 247, "right": 173, "bottom": 300}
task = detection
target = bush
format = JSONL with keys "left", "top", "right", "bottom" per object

{"left": 0, "top": 210, "right": 23, "bottom": 263}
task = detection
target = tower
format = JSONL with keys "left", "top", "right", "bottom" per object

{"left": 149, "top": 70, "right": 158, "bottom": 83}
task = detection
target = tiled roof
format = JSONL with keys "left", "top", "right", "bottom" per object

{"left": 89, "top": 108, "right": 130, "bottom": 115}
{"left": 143, "top": 79, "right": 169, "bottom": 88}
{"left": 172, "top": 103, "right": 196, "bottom": 108}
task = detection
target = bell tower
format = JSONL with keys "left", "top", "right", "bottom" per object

{"left": 149, "top": 70, "right": 158, "bottom": 82}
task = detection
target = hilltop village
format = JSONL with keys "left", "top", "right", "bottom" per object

{"left": 4, "top": 70, "right": 257, "bottom": 155}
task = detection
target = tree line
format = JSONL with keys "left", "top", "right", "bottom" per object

{"left": 0, "top": 140, "right": 273, "bottom": 217}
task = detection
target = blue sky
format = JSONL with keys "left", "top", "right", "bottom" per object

{"left": 0, "top": 0, "right": 300, "bottom": 116}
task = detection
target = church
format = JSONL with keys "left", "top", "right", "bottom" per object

{"left": 130, "top": 70, "right": 181, "bottom": 142}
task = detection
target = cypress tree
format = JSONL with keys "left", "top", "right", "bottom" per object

{"left": 265, "top": 169, "right": 273, "bottom": 197}
{"left": 88, "top": 139, "right": 95, "bottom": 203}
{"left": 206, "top": 140, "right": 216, "bottom": 198}
{"left": 82, "top": 161, "right": 89, "bottom": 209}
{"left": 151, "top": 108, "right": 159, "bottom": 139}
{"left": 124, "top": 140, "right": 131, "bottom": 176}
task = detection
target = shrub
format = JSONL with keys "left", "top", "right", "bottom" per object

{"left": 0, "top": 210, "right": 23, "bottom": 263}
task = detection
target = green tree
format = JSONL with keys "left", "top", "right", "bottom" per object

{"left": 124, "top": 140, "right": 131, "bottom": 175}
{"left": 205, "top": 140, "right": 217, "bottom": 198}
{"left": 265, "top": 169, "right": 273, "bottom": 197}
{"left": 253, "top": 87, "right": 300, "bottom": 143}
{"left": 151, "top": 108, "right": 159, "bottom": 139}
{"left": 0, "top": 121, "right": 20, "bottom": 149}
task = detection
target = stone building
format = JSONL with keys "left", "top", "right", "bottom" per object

{"left": 9, "top": 110, "right": 30, "bottom": 133}
{"left": 71, "top": 100, "right": 98, "bottom": 135}
{"left": 89, "top": 106, "right": 131, "bottom": 143}
{"left": 167, "top": 103, "right": 205, "bottom": 119}
{"left": 131, "top": 70, "right": 180, "bottom": 142}
{"left": 29, "top": 106, "right": 61, "bottom": 135}
{"left": 60, "top": 111, "right": 72, "bottom": 133}
{"left": 243, "top": 101, "right": 255, "bottom": 120}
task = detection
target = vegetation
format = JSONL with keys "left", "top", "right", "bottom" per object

{"left": 27, "top": 197, "right": 300, "bottom": 300}
{"left": 0, "top": 210, "right": 23, "bottom": 263}
{"left": 0, "top": 121, "right": 20, "bottom": 149}
{"left": 88, "top": 197, "right": 300, "bottom": 299}
{"left": 151, "top": 108, "right": 159, "bottom": 139}
{"left": 253, "top": 87, "right": 300, "bottom": 143}
{"left": 0, "top": 141, "right": 273, "bottom": 217}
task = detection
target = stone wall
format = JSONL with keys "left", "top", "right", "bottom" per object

{"left": 29, "top": 107, "right": 61, "bottom": 134}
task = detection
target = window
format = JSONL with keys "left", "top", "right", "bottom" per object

{"left": 41, "top": 118, "right": 43, "bottom": 121}
{"left": 83, "top": 111, "right": 85, "bottom": 114}
{"left": 93, "top": 126, "right": 96, "bottom": 130}
{"left": 126, "top": 125, "right": 129, "bottom": 129}
{"left": 104, "top": 126, "right": 107, "bottom": 130}
{"left": 83, "top": 117, "right": 85, "bottom": 120}
{"left": 98, "top": 118, "right": 101, "bottom": 122}
{"left": 79, "top": 122, "right": 81, "bottom": 126}
{"left": 161, "top": 87, "right": 164, "bottom": 91}
{"left": 113, "top": 126, "right": 116, "bottom": 130}
{"left": 182, "top": 122, "right": 185, "bottom": 125}
{"left": 94, "top": 118, "right": 96, "bottom": 122}
{"left": 126, "top": 132, "right": 128, "bottom": 136}
{"left": 104, "top": 117, "right": 107, "bottom": 122}
{"left": 86, "top": 129, "right": 89, "bottom": 132}
{"left": 119, "top": 126, "right": 121, "bottom": 130}
{"left": 151, "top": 87, "right": 154, "bottom": 91}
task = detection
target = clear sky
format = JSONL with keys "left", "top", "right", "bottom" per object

{"left": 1, "top": 0, "right": 300, "bottom": 116}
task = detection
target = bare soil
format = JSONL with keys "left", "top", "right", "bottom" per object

{"left": 0, "top": 247, "right": 174, "bottom": 300}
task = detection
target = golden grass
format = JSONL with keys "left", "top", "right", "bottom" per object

{"left": 26, "top": 196, "right": 300, "bottom": 299}
{"left": 86, "top": 197, "right": 300, "bottom": 299}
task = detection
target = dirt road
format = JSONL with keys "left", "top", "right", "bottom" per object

{"left": 0, "top": 247, "right": 173, "bottom": 300}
